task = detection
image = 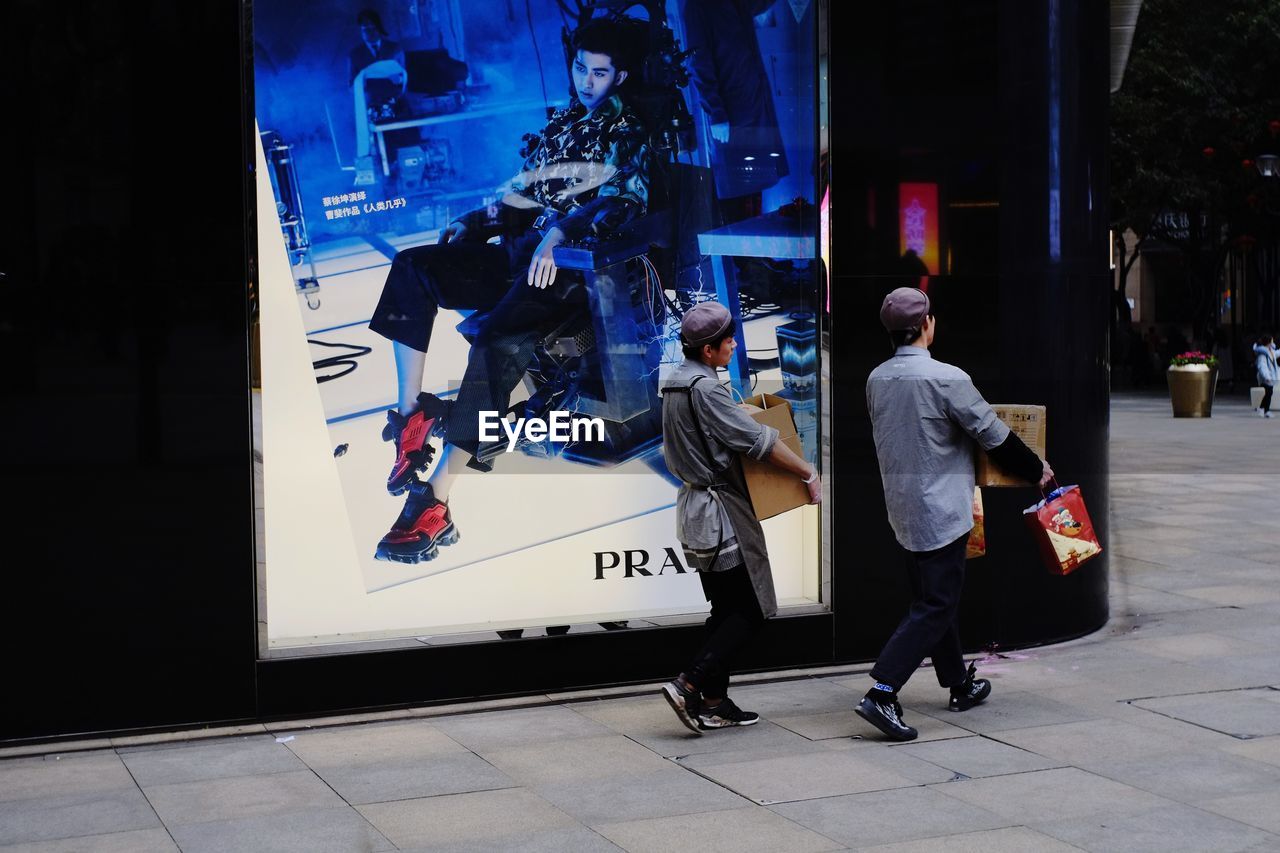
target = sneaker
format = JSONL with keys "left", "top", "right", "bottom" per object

{"left": 698, "top": 698, "right": 760, "bottom": 729}
{"left": 383, "top": 393, "right": 449, "bottom": 496}
{"left": 1260, "top": 408, "right": 1269, "bottom": 418}
{"left": 949, "top": 662, "right": 993, "bottom": 712}
{"left": 855, "top": 695, "right": 918, "bottom": 741}
{"left": 1267, "top": 411, "right": 1275, "bottom": 419}
{"left": 661, "top": 678, "right": 703, "bottom": 736}
{"left": 374, "top": 480, "right": 461, "bottom": 563}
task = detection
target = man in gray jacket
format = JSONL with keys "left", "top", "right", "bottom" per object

{"left": 658, "top": 302, "right": 821, "bottom": 734}
{"left": 858, "top": 287, "right": 1053, "bottom": 741}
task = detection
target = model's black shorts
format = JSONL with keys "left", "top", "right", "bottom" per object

{"left": 367, "top": 240, "right": 522, "bottom": 354}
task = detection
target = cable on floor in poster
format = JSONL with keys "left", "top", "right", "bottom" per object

{"left": 309, "top": 339, "right": 372, "bottom": 383}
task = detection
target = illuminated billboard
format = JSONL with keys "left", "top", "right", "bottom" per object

{"left": 251, "top": 0, "right": 825, "bottom": 650}
{"left": 898, "top": 181, "right": 940, "bottom": 277}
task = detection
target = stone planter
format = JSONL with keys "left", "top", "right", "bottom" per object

{"left": 1167, "top": 364, "right": 1217, "bottom": 417}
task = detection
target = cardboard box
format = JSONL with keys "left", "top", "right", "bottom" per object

{"left": 976, "top": 404, "right": 1047, "bottom": 487}
{"left": 738, "top": 393, "right": 812, "bottom": 520}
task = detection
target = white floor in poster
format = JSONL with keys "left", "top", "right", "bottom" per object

{"left": 257, "top": 138, "right": 819, "bottom": 647}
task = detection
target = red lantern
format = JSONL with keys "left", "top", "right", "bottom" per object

{"left": 1243, "top": 159, "right": 1255, "bottom": 170}
{"left": 1269, "top": 120, "right": 1280, "bottom": 138}
{"left": 1202, "top": 146, "right": 1216, "bottom": 159}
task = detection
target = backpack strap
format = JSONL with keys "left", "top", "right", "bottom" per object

{"left": 660, "top": 374, "right": 728, "bottom": 571}
{"left": 660, "top": 375, "right": 721, "bottom": 466}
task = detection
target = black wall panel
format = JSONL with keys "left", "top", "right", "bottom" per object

{"left": 1, "top": 0, "right": 1109, "bottom": 742}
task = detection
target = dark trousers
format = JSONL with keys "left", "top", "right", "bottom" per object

{"left": 684, "top": 566, "right": 765, "bottom": 699}
{"left": 367, "top": 232, "right": 585, "bottom": 456}
{"left": 1262, "top": 384, "right": 1274, "bottom": 412}
{"left": 870, "top": 532, "right": 970, "bottom": 691}
{"left": 444, "top": 266, "right": 586, "bottom": 456}
{"left": 368, "top": 241, "right": 519, "bottom": 354}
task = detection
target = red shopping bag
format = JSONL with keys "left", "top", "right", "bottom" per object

{"left": 966, "top": 486, "right": 986, "bottom": 559}
{"left": 1023, "top": 482, "right": 1102, "bottom": 575}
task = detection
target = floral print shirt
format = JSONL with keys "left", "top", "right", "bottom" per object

{"left": 505, "top": 95, "right": 650, "bottom": 238}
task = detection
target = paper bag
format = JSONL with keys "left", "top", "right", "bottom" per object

{"left": 976, "top": 404, "right": 1046, "bottom": 487}
{"left": 1023, "top": 484, "right": 1102, "bottom": 575}
{"left": 738, "top": 393, "right": 811, "bottom": 520}
{"left": 966, "top": 487, "right": 986, "bottom": 559}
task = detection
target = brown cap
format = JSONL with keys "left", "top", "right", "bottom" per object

{"left": 879, "top": 287, "right": 930, "bottom": 331}
{"left": 680, "top": 301, "right": 734, "bottom": 346}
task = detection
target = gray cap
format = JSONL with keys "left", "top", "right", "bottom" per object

{"left": 681, "top": 301, "right": 734, "bottom": 346}
{"left": 879, "top": 287, "right": 930, "bottom": 331}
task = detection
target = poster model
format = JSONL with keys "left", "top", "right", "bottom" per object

{"left": 252, "top": 0, "right": 822, "bottom": 648}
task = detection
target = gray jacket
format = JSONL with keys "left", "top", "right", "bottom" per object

{"left": 661, "top": 358, "right": 780, "bottom": 616}
{"left": 1256, "top": 343, "right": 1278, "bottom": 386}
{"left": 660, "top": 359, "right": 778, "bottom": 550}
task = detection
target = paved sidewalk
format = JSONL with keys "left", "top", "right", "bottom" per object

{"left": 2, "top": 393, "right": 1279, "bottom": 852}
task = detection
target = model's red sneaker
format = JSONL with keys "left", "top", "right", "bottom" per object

{"left": 374, "top": 480, "right": 460, "bottom": 564}
{"left": 382, "top": 393, "right": 448, "bottom": 496}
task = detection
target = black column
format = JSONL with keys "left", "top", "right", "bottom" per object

{"left": 0, "top": 0, "right": 257, "bottom": 740}
{"left": 991, "top": 0, "right": 1111, "bottom": 644}
{"left": 827, "top": 0, "right": 1109, "bottom": 662}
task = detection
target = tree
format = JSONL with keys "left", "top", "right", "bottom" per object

{"left": 1111, "top": 0, "right": 1280, "bottom": 342}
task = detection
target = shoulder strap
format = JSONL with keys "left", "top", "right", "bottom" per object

{"left": 660, "top": 375, "right": 727, "bottom": 571}
{"left": 661, "top": 375, "right": 720, "bottom": 466}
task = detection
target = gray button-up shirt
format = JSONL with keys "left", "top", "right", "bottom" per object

{"left": 661, "top": 359, "right": 778, "bottom": 552}
{"left": 866, "top": 347, "right": 1010, "bottom": 552}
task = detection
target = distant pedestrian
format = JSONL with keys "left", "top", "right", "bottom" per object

{"left": 1255, "top": 334, "right": 1277, "bottom": 418}
{"left": 857, "top": 287, "right": 1054, "bottom": 741}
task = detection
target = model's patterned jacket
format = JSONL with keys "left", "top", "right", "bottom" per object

{"left": 460, "top": 94, "right": 650, "bottom": 241}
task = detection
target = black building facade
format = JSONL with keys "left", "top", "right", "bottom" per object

{"left": 0, "top": 0, "right": 1110, "bottom": 743}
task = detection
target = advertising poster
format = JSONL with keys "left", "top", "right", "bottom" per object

{"left": 252, "top": 0, "right": 823, "bottom": 650}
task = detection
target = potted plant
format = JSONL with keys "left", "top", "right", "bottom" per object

{"left": 1167, "top": 351, "right": 1219, "bottom": 417}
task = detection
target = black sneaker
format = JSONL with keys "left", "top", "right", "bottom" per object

{"left": 698, "top": 698, "right": 760, "bottom": 730}
{"left": 855, "top": 695, "right": 919, "bottom": 741}
{"left": 661, "top": 679, "right": 703, "bottom": 736}
{"left": 949, "top": 662, "right": 992, "bottom": 712}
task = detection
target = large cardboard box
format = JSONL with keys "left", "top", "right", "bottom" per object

{"left": 976, "top": 404, "right": 1047, "bottom": 487}
{"left": 738, "top": 393, "right": 812, "bottom": 520}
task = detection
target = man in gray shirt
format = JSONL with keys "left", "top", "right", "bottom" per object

{"left": 857, "top": 287, "right": 1052, "bottom": 741}
{"left": 658, "top": 302, "right": 821, "bottom": 735}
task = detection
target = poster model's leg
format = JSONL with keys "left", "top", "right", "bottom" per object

{"left": 394, "top": 341, "right": 427, "bottom": 417}
{"left": 427, "top": 445, "right": 462, "bottom": 500}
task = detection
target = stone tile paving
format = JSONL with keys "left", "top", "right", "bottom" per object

{"left": 2, "top": 393, "right": 1279, "bottom": 852}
